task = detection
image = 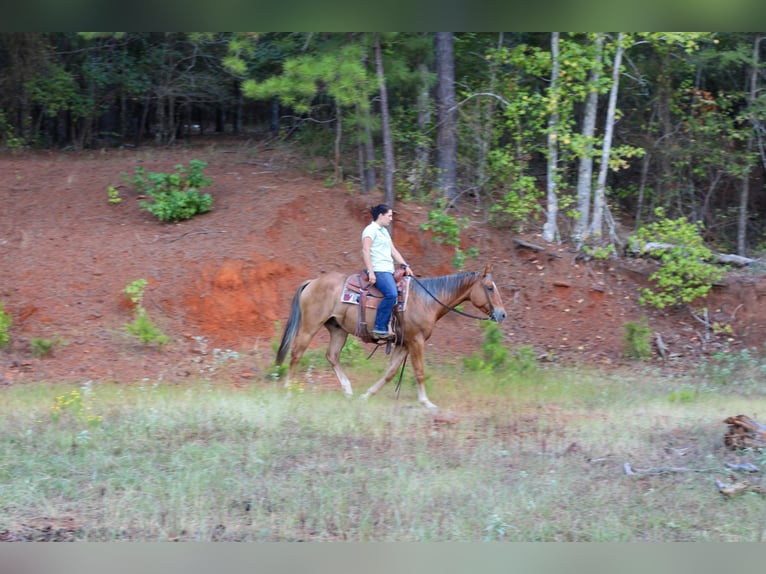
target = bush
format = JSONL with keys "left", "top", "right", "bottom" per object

{"left": 123, "top": 279, "right": 168, "bottom": 346}
{"left": 631, "top": 208, "right": 722, "bottom": 309}
{"left": 0, "top": 302, "right": 11, "bottom": 348}
{"left": 130, "top": 159, "right": 214, "bottom": 222}
{"left": 623, "top": 317, "right": 652, "bottom": 360}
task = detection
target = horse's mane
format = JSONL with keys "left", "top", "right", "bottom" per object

{"left": 411, "top": 271, "right": 477, "bottom": 300}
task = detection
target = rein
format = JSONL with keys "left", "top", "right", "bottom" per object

{"left": 410, "top": 274, "right": 492, "bottom": 321}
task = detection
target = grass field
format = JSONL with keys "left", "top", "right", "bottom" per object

{"left": 1, "top": 348, "right": 766, "bottom": 542}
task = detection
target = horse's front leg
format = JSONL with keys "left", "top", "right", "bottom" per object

{"left": 361, "top": 346, "right": 409, "bottom": 400}
{"left": 408, "top": 338, "right": 437, "bottom": 409}
{"left": 326, "top": 323, "right": 353, "bottom": 396}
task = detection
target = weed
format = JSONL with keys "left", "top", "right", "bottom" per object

{"left": 128, "top": 159, "right": 213, "bottom": 222}
{"left": 421, "top": 201, "right": 479, "bottom": 269}
{"left": 30, "top": 337, "right": 61, "bottom": 357}
{"left": 623, "top": 317, "right": 652, "bottom": 360}
{"left": 0, "top": 302, "right": 11, "bottom": 347}
{"left": 106, "top": 185, "right": 122, "bottom": 204}
{"left": 122, "top": 279, "right": 168, "bottom": 346}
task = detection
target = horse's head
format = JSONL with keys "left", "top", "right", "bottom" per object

{"left": 469, "top": 264, "right": 507, "bottom": 323}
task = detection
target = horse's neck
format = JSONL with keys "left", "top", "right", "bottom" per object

{"left": 419, "top": 273, "right": 475, "bottom": 313}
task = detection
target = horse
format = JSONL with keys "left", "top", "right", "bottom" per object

{"left": 275, "top": 264, "right": 507, "bottom": 409}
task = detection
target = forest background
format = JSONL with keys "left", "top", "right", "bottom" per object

{"left": 3, "top": 31, "right": 766, "bottom": 260}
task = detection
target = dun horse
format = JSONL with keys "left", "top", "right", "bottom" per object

{"left": 276, "top": 264, "right": 507, "bottom": 409}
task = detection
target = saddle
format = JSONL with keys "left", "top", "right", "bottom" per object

{"left": 341, "top": 268, "right": 410, "bottom": 343}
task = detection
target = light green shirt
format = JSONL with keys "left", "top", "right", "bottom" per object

{"left": 362, "top": 221, "right": 394, "bottom": 273}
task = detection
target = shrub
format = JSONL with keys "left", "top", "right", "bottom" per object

{"left": 631, "top": 208, "right": 723, "bottom": 309}
{"left": 123, "top": 279, "right": 168, "bottom": 346}
{"left": 623, "top": 317, "right": 652, "bottom": 360}
{"left": 463, "top": 321, "right": 509, "bottom": 372}
{"left": 0, "top": 302, "right": 11, "bottom": 347}
{"left": 420, "top": 202, "right": 479, "bottom": 269}
{"left": 30, "top": 337, "right": 61, "bottom": 357}
{"left": 129, "top": 159, "right": 213, "bottom": 222}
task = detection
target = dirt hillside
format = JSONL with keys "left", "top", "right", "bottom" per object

{"left": 1, "top": 140, "right": 765, "bottom": 388}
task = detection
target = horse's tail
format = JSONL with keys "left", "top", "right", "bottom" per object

{"left": 276, "top": 280, "right": 311, "bottom": 365}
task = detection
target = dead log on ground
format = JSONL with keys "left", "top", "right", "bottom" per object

{"left": 715, "top": 479, "right": 766, "bottom": 498}
{"left": 723, "top": 414, "right": 766, "bottom": 449}
{"left": 629, "top": 242, "right": 757, "bottom": 267}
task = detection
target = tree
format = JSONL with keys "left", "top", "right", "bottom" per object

{"left": 573, "top": 33, "right": 604, "bottom": 248}
{"left": 543, "top": 32, "right": 561, "bottom": 243}
{"left": 374, "top": 33, "right": 395, "bottom": 207}
{"left": 435, "top": 32, "right": 457, "bottom": 204}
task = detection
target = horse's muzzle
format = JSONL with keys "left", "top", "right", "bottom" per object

{"left": 491, "top": 309, "right": 507, "bottom": 323}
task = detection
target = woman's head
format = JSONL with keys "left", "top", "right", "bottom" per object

{"left": 371, "top": 204, "right": 392, "bottom": 222}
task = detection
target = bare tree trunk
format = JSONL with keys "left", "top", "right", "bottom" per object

{"left": 590, "top": 33, "right": 624, "bottom": 243}
{"left": 574, "top": 33, "right": 604, "bottom": 248}
{"left": 375, "top": 34, "right": 395, "bottom": 207}
{"left": 364, "top": 106, "right": 376, "bottom": 191}
{"left": 543, "top": 32, "right": 561, "bottom": 243}
{"left": 739, "top": 34, "right": 761, "bottom": 256}
{"left": 435, "top": 32, "right": 457, "bottom": 205}
{"left": 475, "top": 32, "right": 503, "bottom": 203}
{"left": 334, "top": 101, "right": 342, "bottom": 184}
{"left": 409, "top": 61, "right": 431, "bottom": 196}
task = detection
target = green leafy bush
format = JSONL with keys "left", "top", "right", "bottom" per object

{"left": 0, "top": 302, "right": 11, "bottom": 348}
{"left": 30, "top": 337, "right": 61, "bottom": 357}
{"left": 129, "top": 159, "right": 213, "bottom": 222}
{"left": 123, "top": 279, "right": 169, "bottom": 346}
{"left": 464, "top": 321, "right": 509, "bottom": 372}
{"left": 623, "top": 317, "right": 652, "bottom": 360}
{"left": 631, "top": 208, "right": 723, "bottom": 309}
{"left": 421, "top": 202, "right": 479, "bottom": 269}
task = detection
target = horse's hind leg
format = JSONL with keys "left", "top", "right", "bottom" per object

{"left": 284, "top": 326, "right": 322, "bottom": 388}
{"left": 361, "top": 346, "right": 409, "bottom": 401}
{"left": 325, "top": 320, "right": 353, "bottom": 396}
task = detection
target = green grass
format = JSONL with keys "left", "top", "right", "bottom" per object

{"left": 1, "top": 358, "right": 766, "bottom": 541}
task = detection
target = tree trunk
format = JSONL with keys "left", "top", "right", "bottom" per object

{"left": 435, "top": 32, "right": 457, "bottom": 205}
{"left": 334, "top": 101, "right": 342, "bottom": 184}
{"left": 574, "top": 33, "right": 604, "bottom": 248}
{"left": 375, "top": 34, "right": 395, "bottom": 207}
{"left": 543, "top": 32, "right": 561, "bottom": 243}
{"left": 590, "top": 33, "right": 624, "bottom": 243}
{"left": 739, "top": 34, "right": 761, "bottom": 256}
{"left": 409, "top": 61, "right": 432, "bottom": 196}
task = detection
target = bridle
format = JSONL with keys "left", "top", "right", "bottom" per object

{"left": 410, "top": 273, "right": 498, "bottom": 321}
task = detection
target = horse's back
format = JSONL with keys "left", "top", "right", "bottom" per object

{"left": 299, "top": 271, "right": 348, "bottom": 319}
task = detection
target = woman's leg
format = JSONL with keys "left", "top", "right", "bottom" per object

{"left": 373, "top": 271, "right": 397, "bottom": 333}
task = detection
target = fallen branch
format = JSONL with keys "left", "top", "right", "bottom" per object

{"left": 162, "top": 229, "right": 226, "bottom": 243}
{"left": 623, "top": 462, "right": 717, "bottom": 476}
{"left": 723, "top": 414, "right": 766, "bottom": 449}
{"left": 630, "top": 242, "right": 756, "bottom": 267}
{"left": 715, "top": 479, "right": 766, "bottom": 498}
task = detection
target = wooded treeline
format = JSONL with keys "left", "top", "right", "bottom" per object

{"left": 2, "top": 32, "right": 766, "bottom": 255}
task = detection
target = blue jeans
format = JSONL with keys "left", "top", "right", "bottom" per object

{"left": 374, "top": 271, "right": 397, "bottom": 332}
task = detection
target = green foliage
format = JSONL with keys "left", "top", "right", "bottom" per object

{"left": 464, "top": 321, "right": 509, "bottom": 373}
{"left": 129, "top": 160, "right": 213, "bottom": 223}
{"left": 623, "top": 317, "right": 652, "bottom": 360}
{"left": 123, "top": 279, "right": 168, "bottom": 346}
{"left": 631, "top": 208, "right": 723, "bottom": 309}
{"left": 463, "top": 322, "right": 537, "bottom": 377}
{"left": 30, "top": 337, "right": 61, "bottom": 358}
{"left": 583, "top": 244, "right": 616, "bottom": 260}
{"left": 0, "top": 302, "right": 11, "bottom": 348}
{"left": 106, "top": 185, "right": 122, "bottom": 204}
{"left": 421, "top": 203, "right": 479, "bottom": 269}
{"left": 50, "top": 385, "right": 102, "bottom": 430}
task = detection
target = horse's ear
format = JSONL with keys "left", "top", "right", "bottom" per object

{"left": 483, "top": 263, "right": 493, "bottom": 277}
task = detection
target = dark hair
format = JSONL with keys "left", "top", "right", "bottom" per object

{"left": 371, "top": 204, "right": 391, "bottom": 221}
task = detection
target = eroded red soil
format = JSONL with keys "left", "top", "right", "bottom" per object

{"left": 2, "top": 140, "right": 765, "bottom": 388}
